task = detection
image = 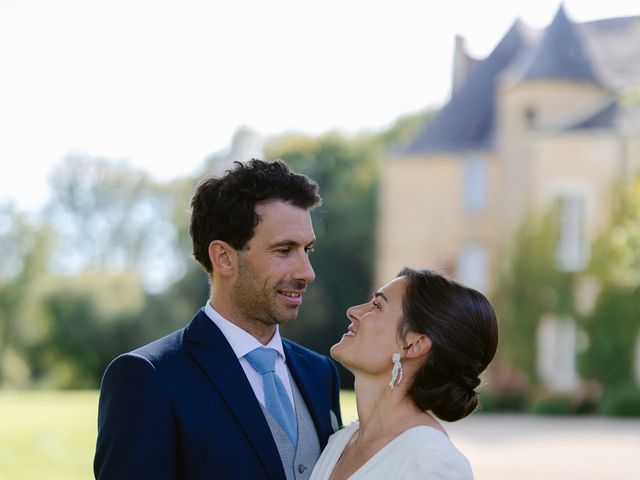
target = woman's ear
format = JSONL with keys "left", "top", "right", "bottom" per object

{"left": 404, "top": 334, "right": 432, "bottom": 360}
{"left": 208, "top": 240, "right": 237, "bottom": 277}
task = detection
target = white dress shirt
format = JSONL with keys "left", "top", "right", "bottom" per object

{"left": 204, "top": 302, "right": 296, "bottom": 410}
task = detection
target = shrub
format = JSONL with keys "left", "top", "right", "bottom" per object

{"left": 478, "top": 390, "right": 529, "bottom": 413}
{"left": 530, "top": 395, "right": 575, "bottom": 415}
{"left": 599, "top": 384, "right": 640, "bottom": 417}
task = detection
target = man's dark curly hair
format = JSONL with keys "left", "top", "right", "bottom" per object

{"left": 189, "top": 158, "right": 321, "bottom": 273}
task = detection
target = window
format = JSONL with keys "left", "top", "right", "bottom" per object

{"left": 556, "top": 195, "right": 586, "bottom": 271}
{"left": 463, "top": 155, "right": 488, "bottom": 213}
{"left": 537, "top": 315, "right": 580, "bottom": 391}
{"left": 457, "top": 243, "right": 488, "bottom": 293}
{"left": 525, "top": 107, "right": 536, "bottom": 127}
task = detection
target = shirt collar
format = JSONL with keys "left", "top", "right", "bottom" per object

{"left": 204, "top": 302, "right": 286, "bottom": 361}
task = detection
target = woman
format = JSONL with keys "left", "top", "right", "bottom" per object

{"left": 310, "top": 267, "right": 498, "bottom": 480}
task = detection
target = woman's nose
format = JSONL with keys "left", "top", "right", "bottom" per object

{"left": 346, "top": 303, "right": 365, "bottom": 322}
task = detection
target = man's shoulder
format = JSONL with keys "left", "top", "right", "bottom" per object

{"left": 122, "top": 308, "right": 209, "bottom": 366}
{"left": 129, "top": 327, "right": 187, "bottom": 364}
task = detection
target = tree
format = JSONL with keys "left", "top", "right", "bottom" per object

{"left": 588, "top": 177, "right": 640, "bottom": 288}
{"left": 31, "top": 271, "right": 146, "bottom": 388}
{"left": 579, "top": 177, "right": 640, "bottom": 390}
{"left": 493, "top": 206, "right": 576, "bottom": 378}
{"left": 45, "top": 153, "right": 184, "bottom": 291}
{"left": 0, "top": 203, "right": 49, "bottom": 385}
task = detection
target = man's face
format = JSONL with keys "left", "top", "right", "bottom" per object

{"left": 231, "top": 200, "right": 316, "bottom": 327}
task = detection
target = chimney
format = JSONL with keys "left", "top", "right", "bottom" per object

{"left": 452, "top": 35, "right": 476, "bottom": 95}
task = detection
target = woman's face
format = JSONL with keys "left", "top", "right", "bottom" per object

{"left": 330, "top": 276, "right": 408, "bottom": 376}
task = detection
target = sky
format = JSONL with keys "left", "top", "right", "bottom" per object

{"left": 1, "top": 0, "right": 639, "bottom": 211}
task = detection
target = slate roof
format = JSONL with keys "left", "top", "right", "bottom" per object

{"left": 579, "top": 16, "right": 640, "bottom": 92}
{"left": 402, "top": 5, "right": 640, "bottom": 156}
{"left": 520, "top": 5, "right": 601, "bottom": 84}
{"left": 403, "top": 20, "right": 532, "bottom": 155}
{"left": 564, "top": 101, "right": 618, "bottom": 130}
{"left": 564, "top": 101, "right": 640, "bottom": 133}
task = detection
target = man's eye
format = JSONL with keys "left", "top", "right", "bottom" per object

{"left": 371, "top": 301, "right": 380, "bottom": 310}
{"left": 277, "top": 248, "right": 291, "bottom": 255}
{"left": 305, "top": 246, "right": 315, "bottom": 254}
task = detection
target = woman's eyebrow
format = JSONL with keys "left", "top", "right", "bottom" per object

{"left": 374, "top": 291, "right": 388, "bottom": 303}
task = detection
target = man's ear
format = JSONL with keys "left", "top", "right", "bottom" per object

{"left": 404, "top": 334, "right": 432, "bottom": 360}
{"left": 208, "top": 240, "right": 237, "bottom": 277}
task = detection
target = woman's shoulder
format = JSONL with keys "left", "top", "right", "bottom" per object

{"left": 391, "top": 426, "right": 473, "bottom": 479}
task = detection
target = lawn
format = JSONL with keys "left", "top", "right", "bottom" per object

{"left": 0, "top": 390, "right": 357, "bottom": 479}
{"left": 0, "top": 390, "right": 99, "bottom": 480}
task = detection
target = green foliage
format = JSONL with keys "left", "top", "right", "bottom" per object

{"left": 377, "top": 108, "right": 437, "bottom": 150}
{"left": 589, "top": 178, "right": 640, "bottom": 287}
{"left": 622, "top": 89, "right": 640, "bottom": 107}
{"left": 478, "top": 389, "right": 529, "bottom": 413}
{"left": 529, "top": 395, "right": 576, "bottom": 415}
{"left": 599, "top": 383, "right": 640, "bottom": 417}
{"left": 528, "top": 391, "right": 597, "bottom": 416}
{"left": 493, "top": 206, "right": 576, "bottom": 377}
{"left": 45, "top": 154, "right": 184, "bottom": 290}
{"left": 578, "top": 286, "right": 639, "bottom": 388}
{"left": 30, "top": 272, "right": 146, "bottom": 388}
{"left": 578, "top": 177, "right": 640, "bottom": 392}
{"left": 0, "top": 204, "right": 50, "bottom": 386}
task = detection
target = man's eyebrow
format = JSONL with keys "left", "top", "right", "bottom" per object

{"left": 270, "top": 239, "right": 316, "bottom": 248}
{"left": 373, "top": 291, "right": 388, "bottom": 302}
{"left": 270, "top": 240, "right": 297, "bottom": 248}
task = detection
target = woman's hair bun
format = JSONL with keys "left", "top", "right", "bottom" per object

{"left": 396, "top": 267, "right": 498, "bottom": 422}
{"left": 412, "top": 375, "right": 480, "bottom": 422}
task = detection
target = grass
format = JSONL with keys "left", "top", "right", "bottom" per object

{"left": 0, "top": 390, "right": 99, "bottom": 480}
{"left": 0, "top": 389, "right": 357, "bottom": 479}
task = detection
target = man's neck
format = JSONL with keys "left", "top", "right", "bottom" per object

{"left": 209, "top": 296, "right": 277, "bottom": 345}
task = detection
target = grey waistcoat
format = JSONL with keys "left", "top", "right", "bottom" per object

{"left": 260, "top": 377, "right": 321, "bottom": 480}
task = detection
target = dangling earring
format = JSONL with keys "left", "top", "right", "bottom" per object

{"left": 389, "top": 353, "right": 403, "bottom": 390}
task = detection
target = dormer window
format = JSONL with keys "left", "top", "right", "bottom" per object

{"left": 525, "top": 107, "right": 537, "bottom": 127}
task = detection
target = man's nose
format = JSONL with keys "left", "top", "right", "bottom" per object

{"left": 294, "top": 251, "right": 316, "bottom": 284}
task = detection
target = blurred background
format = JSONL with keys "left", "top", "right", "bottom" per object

{"left": 1, "top": 1, "right": 639, "bottom": 479}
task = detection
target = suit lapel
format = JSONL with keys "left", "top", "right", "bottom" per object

{"left": 283, "top": 341, "right": 332, "bottom": 448}
{"left": 184, "top": 310, "right": 285, "bottom": 480}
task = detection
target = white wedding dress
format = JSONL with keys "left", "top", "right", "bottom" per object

{"left": 309, "top": 422, "right": 473, "bottom": 480}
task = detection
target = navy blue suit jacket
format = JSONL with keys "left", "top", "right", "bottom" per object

{"left": 94, "top": 309, "right": 342, "bottom": 479}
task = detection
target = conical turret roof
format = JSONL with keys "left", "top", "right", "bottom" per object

{"left": 403, "top": 20, "right": 530, "bottom": 155}
{"left": 521, "top": 4, "right": 600, "bottom": 84}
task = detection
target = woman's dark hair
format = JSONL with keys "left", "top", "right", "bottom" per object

{"left": 189, "top": 158, "right": 321, "bottom": 273}
{"left": 397, "top": 267, "right": 498, "bottom": 422}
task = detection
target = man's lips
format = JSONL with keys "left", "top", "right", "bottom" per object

{"left": 277, "top": 289, "right": 304, "bottom": 305}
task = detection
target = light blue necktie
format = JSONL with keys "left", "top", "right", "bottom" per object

{"left": 244, "top": 347, "right": 298, "bottom": 447}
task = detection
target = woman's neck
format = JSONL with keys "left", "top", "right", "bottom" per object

{"left": 352, "top": 374, "right": 422, "bottom": 443}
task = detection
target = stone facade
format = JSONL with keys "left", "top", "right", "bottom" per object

{"left": 376, "top": 7, "right": 640, "bottom": 389}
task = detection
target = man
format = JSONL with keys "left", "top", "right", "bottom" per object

{"left": 94, "top": 159, "right": 342, "bottom": 479}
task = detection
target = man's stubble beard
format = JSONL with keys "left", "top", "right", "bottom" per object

{"left": 232, "top": 254, "right": 298, "bottom": 327}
